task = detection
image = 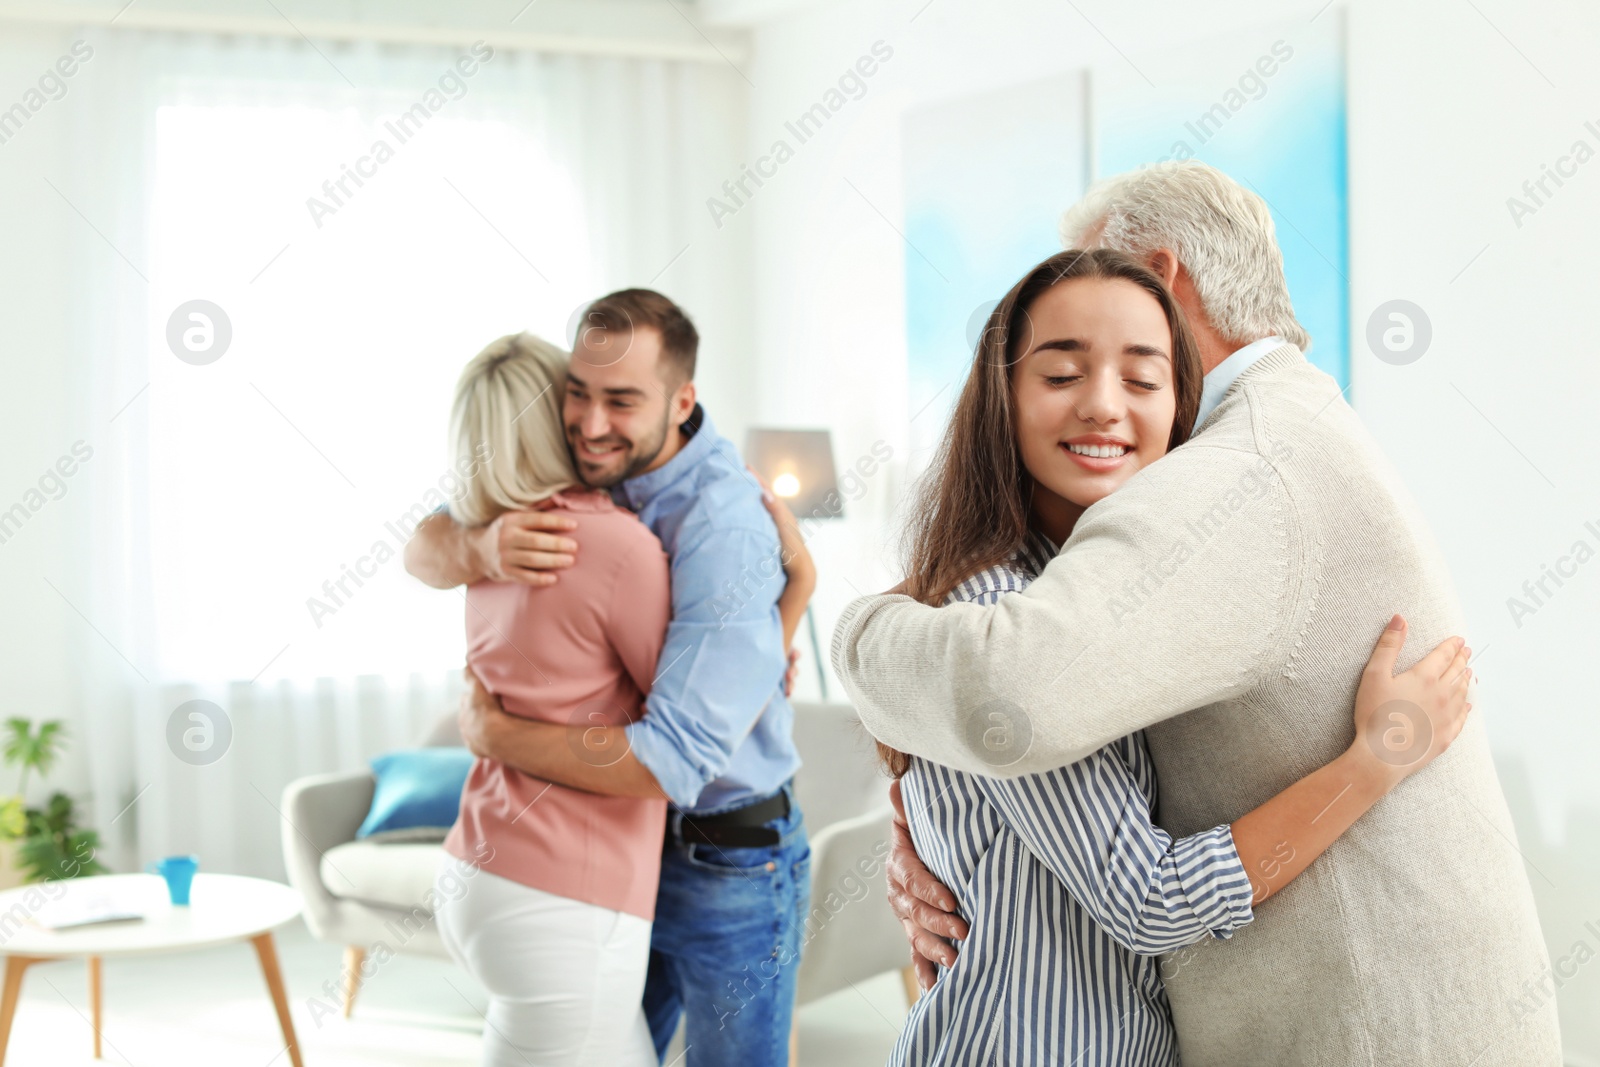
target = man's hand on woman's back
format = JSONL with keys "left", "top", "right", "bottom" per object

{"left": 405, "top": 509, "right": 580, "bottom": 589}
{"left": 887, "top": 777, "right": 969, "bottom": 992}
{"left": 473, "top": 510, "right": 580, "bottom": 586}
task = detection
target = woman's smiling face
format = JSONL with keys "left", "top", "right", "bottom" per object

{"left": 1011, "top": 276, "right": 1180, "bottom": 539}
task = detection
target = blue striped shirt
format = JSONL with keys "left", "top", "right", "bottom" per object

{"left": 890, "top": 533, "right": 1255, "bottom": 1066}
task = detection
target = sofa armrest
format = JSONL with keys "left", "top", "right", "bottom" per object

{"left": 280, "top": 770, "right": 375, "bottom": 938}
{"left": 796, "top": 805, "right": 908, "bottom": 1007}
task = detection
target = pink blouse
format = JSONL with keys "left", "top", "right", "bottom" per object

{"left": 444, "top": 487, "right": 671, "bottom": 920}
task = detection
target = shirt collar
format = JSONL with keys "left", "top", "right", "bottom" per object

{"left": 616, "top": 403, "right": 713, "bottom": 512}
{"left": 1015, "top": 528, "right": 1059, "bottom": 578}
{"left": 1193, "top": 335, "right": 1284, "bottom": 435}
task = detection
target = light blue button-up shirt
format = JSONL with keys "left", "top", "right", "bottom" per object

{"left": 617, "top": 405, "right": 800, "bottom": 814}
{"left": 1193, "top": 335, "right": 1285, "bottom": 434}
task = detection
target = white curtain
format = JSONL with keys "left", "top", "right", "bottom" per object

{"left": 46, "top": 25, "right": 748, "bottom": 877}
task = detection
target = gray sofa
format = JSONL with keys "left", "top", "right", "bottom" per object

{"left": 279, "top": 701, "right": 912, "bottom": 1019}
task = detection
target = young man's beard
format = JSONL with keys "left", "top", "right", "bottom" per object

{"left": 568, "top": 411, "right": 671, "bottom": 490}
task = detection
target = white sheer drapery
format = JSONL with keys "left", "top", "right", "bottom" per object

{"left": 46, "top": 25, "right": 746, "bottom": 876}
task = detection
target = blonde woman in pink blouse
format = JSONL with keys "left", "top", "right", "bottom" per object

{"left": 431, "top": 333, "right": 814, "bottom": 1067}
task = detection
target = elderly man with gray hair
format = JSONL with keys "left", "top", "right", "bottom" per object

{"left": 834, "top": 161, "right": 1560, "bottom": 1064}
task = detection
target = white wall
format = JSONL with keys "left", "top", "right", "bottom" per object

{"left": 0, "top": 24, "right": 92, "bottom": 810}
{"left": 735, "top": 0, "right": 1600, "bottom": 1054}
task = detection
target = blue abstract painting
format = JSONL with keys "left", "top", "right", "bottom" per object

{"left": 901, "top": 15, "right": 1349, "bottom": 448}
{"left": 1093, "top": 14, "right": 1350, "bottom": 389}
{"left": 901, "top": 73, "right": 1091, "bottom": 457}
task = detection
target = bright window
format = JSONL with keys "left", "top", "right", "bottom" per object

{"left": 145, "top": 97, "right": 592, "bottom": 683}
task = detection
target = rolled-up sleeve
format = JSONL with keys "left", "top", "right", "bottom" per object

{"left": 625, "top": 525, "right": 785, "bottom": 807}
{"left": 975, "top": 749, "right": 1254, "bottom": 955}
{"left": 831, "top": 445, "right": 1294, "bottom": 777}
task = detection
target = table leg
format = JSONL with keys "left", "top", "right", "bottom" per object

{"left": 87, "top": 956, "right": 102, "bottom": 1058}
{"left": 249, "top": 933, "right": 303, "bottom": 1067}
{"left": 900, "top": 965, "right": 920, "bottom": 1007}
{"left": 0, "top": 956, "right": 42, "bottom": 1067}
{"left": 341, "top": 945, "right": 364, "bottom": 1018}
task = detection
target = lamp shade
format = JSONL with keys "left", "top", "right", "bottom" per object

{"left": 744, "top": 428, "right": 842, "bottom": 521}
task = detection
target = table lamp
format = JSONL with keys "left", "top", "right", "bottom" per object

{"left": 744, "top": 428, "right": 839, "bottom": 697}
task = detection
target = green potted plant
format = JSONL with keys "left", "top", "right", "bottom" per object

{"left": 0, "top": 719, "right": 106, "bottom": 885}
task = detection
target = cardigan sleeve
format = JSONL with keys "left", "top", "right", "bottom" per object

{"left": 832, "top": 444, "right": 1297, "bottom": 778}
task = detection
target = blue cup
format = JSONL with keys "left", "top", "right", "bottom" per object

{"left": 147, "top": 855, "right": 199, "bottom": 905}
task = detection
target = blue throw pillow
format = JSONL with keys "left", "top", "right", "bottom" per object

{"left": 355, "top": 747, "right": 476, "bottom": 840}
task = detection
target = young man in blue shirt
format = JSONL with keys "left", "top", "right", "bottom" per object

{"left": 406, "top": 289, "right": 810, "bottom": 1065}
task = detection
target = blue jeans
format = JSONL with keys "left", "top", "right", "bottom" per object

{"left": 644, "top": 781, "right": 811, "bottom": 1067}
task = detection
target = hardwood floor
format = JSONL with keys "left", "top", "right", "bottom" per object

{"left": 0, "top": 918, "right": 908, "bottom": 1066}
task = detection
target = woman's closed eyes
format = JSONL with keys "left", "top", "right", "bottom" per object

{"left": 1040, "top": 373, "right": 1166, "bottom": 391}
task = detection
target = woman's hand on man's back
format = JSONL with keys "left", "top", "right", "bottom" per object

{"left": 1349, "top": 615, "right": 1474, "bottom": 787}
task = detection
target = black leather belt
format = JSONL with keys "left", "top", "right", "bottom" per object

{"left": 673, "top": 790, "right": 790, "bottom": 849}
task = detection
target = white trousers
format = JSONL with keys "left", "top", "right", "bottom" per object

{"left": 434, "top": 861, "right": 657, "bottom": 1067}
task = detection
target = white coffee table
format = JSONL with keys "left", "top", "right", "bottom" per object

{"left": 0, "top": 873, "right": 303, "bottom": 1066}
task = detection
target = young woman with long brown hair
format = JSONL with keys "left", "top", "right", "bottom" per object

{"left": 882, "top": 249, "right": 1474, "bottom": 1066}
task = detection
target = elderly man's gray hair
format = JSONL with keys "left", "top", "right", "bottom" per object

{"left": 1060, "top": 160, "right": 1311, "bottom": 352}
